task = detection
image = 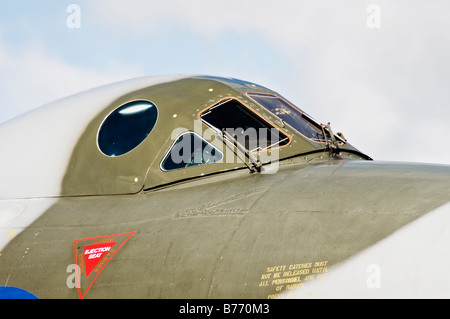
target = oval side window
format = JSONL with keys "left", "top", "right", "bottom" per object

{"left": 98, "top": 100, "right": 158, "bottom": 157}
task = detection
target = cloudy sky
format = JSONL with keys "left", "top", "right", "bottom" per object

{"left": 0, "top": 1, "right": 449, "bottom": 164}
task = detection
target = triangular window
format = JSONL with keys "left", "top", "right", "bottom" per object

{"left": 161, "top": 132, "right": 223, "bottom": 171}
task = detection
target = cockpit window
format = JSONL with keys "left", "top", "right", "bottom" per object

{"left": 247, "top": 93, "right": 332, "bottom": 143}
{"left": 161, "top": 132, "right": 223, "bottom": 171}
{"left": 200, "top": 98, "right": 290, "bottom": 152}
{"left": 98, "top": 100, "right": 158, "bottom": 157}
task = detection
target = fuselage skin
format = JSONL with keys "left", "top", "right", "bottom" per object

{"left": 0, "top": 75, "right": 449, "bottom": 299}
{"left": 1, "top": 156, "right": 449, "bottom": 298}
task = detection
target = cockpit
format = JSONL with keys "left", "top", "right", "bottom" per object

{"left": 61, "top": 75, "right": 369, "bottom": 197}
{"left": 0, "top": 75, "right": 370, "bottom": 199}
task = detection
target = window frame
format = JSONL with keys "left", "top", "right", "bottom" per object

{"left": 246, "top": 92, "right": 344, "bottom": 145}
{"left": 198, "top": 97, "right": 292, "bottom": 153}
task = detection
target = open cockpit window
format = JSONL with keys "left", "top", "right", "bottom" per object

{"left": 98, "top": 100, "right": 158, "bottom": 157}
{"left": 247, "top": 93, "right": 337, "bottom": 144}
{"left": 200, "top": 98, "right": 290, "bottom": 152}
{"left": 161, "top": 132, "right": 223, "bottom": 171}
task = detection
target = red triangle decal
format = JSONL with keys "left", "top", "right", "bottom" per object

{"left": 74, "top": 231, "right": 135, "bottom": 299}
{"left": 83, "top": 241, "right": 117, "bottom": 277}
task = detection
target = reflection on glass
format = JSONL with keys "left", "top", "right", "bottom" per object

{"left": 161, "top": 132, "right": 223, "bottom": 171}
{"left": 247, "top": 93, "right": 331, "bottom": 143}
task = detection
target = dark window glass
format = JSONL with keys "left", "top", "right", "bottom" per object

{"left": 247, "top": 93, "right": 331, "bottom": 143}
{"left": 98, "top": 100, "right": 158, "bottom": 156}
{"left": 161, "top": 132, "right": 223, "bottom": 171}
{"left": 200, "top": 98, "right": 290, "bottom": 152}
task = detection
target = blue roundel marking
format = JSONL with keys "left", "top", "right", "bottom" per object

{"left": 0, "top": 287, "right": 38, "bottom": 299}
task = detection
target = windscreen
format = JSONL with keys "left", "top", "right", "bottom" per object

{"left": 247, "top": 93, "right": 331, "bottom": 143}
{"left": 200, "top": 98, "right": 290, "bottom": 152}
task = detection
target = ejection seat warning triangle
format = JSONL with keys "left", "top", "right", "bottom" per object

{"left": 83, "top": 241, "right": 117, "bottom": 277}
{"left": 74, "top": 231, "right": 135, "bottom": 299}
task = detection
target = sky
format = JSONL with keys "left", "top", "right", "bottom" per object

{"left": 0, "top": 0, "right": 449, "bottom": 165}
